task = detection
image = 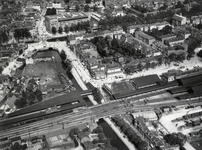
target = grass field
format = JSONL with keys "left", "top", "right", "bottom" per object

{"left": 23, "top": 60, "right": 62, "bottom": 91}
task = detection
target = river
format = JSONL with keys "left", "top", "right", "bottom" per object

{"left": 98, "top": 119, "right": 129, "bottom": 150}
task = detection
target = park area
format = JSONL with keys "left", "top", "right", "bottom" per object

{"left": 22, "top": 58, "right": 62, "bottom": 91}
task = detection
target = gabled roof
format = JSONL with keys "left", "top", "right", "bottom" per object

{"left": 131, "top": 74, "right": 160, "bottom": 88}
{"left": 172, "top": 14, "right": 185, "bottom": 22}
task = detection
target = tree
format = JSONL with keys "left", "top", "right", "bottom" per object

{"left": 35, "top": 89, "right": 43, "bottom": 102}
{"left": 84, "top": 4, "right": 90, "bottom": 12}
{"left": 60, "top": 50, "right": 67, "bottom": 60}
{"left": 69, "top": 128, "right": 79, "bottom": 139}
{"left": 14, "top": 29, "right": 22, "bottom": 41}
{"left": 0, "top": 66, "right": 3, "bottom": 74}
{"left": 75, "top": 5, "right": 80, "bottom": 12}
{"left": 93, "top": 125, "right": 103, "bottom": 133}
{"left": 92, "top": 88, "right": 102, "bottom": 103}
{"left": 52, "top": 27, "right": 57, "bottom": 34}
{"left": 175, "top": 1, "right": 185, "bottom": 8}
{"left": 64, "top": 25, "right": 69, "bottom": 34}
{"left": 58, "top": 26, "right": 63, "bottom": 34}
{"left": 92, "top": 5, "right": 98, "bottom": 12}
{"left": 63, "top": 0, "right": 70, "bottom": 3}
{"left": 15, "top": 97, "right": 27, "bottom": 108}
{"left": 0, "top": 29, "right": 9, "bottom": 44}
{"left": 85, "top": 0, "right": 91, "bottom": 4}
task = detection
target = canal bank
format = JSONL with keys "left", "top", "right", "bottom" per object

{"left": 98, "top": 118, "right": 131, "bottom": 150}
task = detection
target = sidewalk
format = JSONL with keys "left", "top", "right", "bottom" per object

{"left": 104, "top": 118, "right": 137, "bottom": 150}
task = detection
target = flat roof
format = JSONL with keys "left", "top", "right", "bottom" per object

{"left": 130, "top": 74, "right": 160, "bottom": 88}
{"left": 8, "top": 91, "right": 85, "bottom": 117}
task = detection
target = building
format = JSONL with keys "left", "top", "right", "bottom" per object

{"left": 91, "top": 64, "right": 106, "bottom": 79}
{"left": 161, "top": 69, "right": 183, "bottom": 82}
{"left": 135, "top": 31, "right": 155, "bottom": 45}
{"left": 106, "top": 62, "right": 124, "bottom": 78}
{"left": 127, "top": 21, "right": 170, "bottom": 34}
{"left": 132, "top": 111, "right": 158, "bottom": 121}
{"left": 110, "top": 81, "right": 134, "bottom": 95}
{"left": 130, "top": 74, "right": 160, "bottom": 89}
{"left": 160, "top": 34, "right": 177, "bottom": 42}
{"left": 166, "top": 37, "right": 185, "bottom": 46}
{"left": 172, "top": 14, "right": 187, "bottom": 26}
{"left": 10, "top": 136, "right": 21, "bottom": 145}
{"left": 45, "top": 12, "right": 89, "bottom": 32}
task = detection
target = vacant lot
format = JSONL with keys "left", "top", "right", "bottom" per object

{"left": 23, "top": 60, "right": 61, "bottom": 91}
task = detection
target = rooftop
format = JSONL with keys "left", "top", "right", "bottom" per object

{"left": 136, "top": 31, "right": 155, "bottom": 40}
{"left": 172, "top": 14, "right": 186, "bottom": 22}
{"left": 130, "top": 74, "right": 160, "bottom": 88}
{"left": 111, "top": 81, "right": 133, "bottom": 94}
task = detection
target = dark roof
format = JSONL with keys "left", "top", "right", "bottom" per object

{"left": 10, "top": 136, "right": 21, "bottom": 142}
{"left": 1, "top": 101, "right": 85, "bottom": 127}
{"left": 191, "top": 85, "right": 202, "bottom": 93}
{"left": 131, "top": 74, "right": 160, "bottom": 88}
{"left": 179, "top": 74, "right": 202, "bottom": 87}
{"left": 111, "top": 81, "right": 133, "bottom": 94}
{"left": 58, "top": 15, "right": 88, "bottom": 22}
{"left": 8, "top": 91, "right": 85, "bottom": 118}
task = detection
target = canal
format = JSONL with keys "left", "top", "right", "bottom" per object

{"left": 98, "top": 119, "right": 129, "bottom": 150}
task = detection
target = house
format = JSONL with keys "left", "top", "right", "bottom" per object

{"left": 172, "top": 14, "right": 187, "bottom": 26}
{"left": 130, "top": 74, "right": 160, "bottom": 89}
{"left": 106, "top": 62, "right": 124, "bottom": 78}
{"left": 161, "top": 69, "right": 183, "bottom": 82}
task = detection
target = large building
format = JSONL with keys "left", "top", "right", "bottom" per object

{"left": 45, "top": 12, "right": 89, "bottom": 32}
{"left": 172, "top": 14, "right": 187, "bottom": 26}
{"left": 135, "top": 31, "right": 155, "bottom": 46}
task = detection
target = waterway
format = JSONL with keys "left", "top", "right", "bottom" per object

{"left": 98, "top": 119, "right": 129, "bottom": 150}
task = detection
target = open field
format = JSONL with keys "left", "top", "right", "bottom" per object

{"left": 22, "top": 59, "right": 62, "bottom": 91}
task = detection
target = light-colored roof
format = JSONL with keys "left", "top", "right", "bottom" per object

{"left": 132, "top": 111, "right": 157, "bottom": 120}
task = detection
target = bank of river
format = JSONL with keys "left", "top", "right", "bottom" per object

{"left": 98, "top": 119, "right": 129, "bottom": 150}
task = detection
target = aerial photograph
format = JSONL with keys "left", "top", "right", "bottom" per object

{"left": 1, "top": 0, "right": 202, "bottom": 150}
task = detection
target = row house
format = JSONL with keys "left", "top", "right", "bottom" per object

{"left": 166, "top": 36, "right": 185, "bottom": 46}
{"left": 127, "top": 21, "right": 170, "bottom": 34}
{"left": 160, "top": 34, "right": 177, "bottom": 42}
{"left": 45, "top": 12, "right": 89, "bottom": 32}
{"left": 135, "top": 31, "right": 155, "bottom": 46}
{"left": 124, "top": 33, "right": 151, "bottom": 55}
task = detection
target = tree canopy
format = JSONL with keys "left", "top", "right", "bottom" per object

{"left": 46, "top": 8, "right": 56, "bottom": 15}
